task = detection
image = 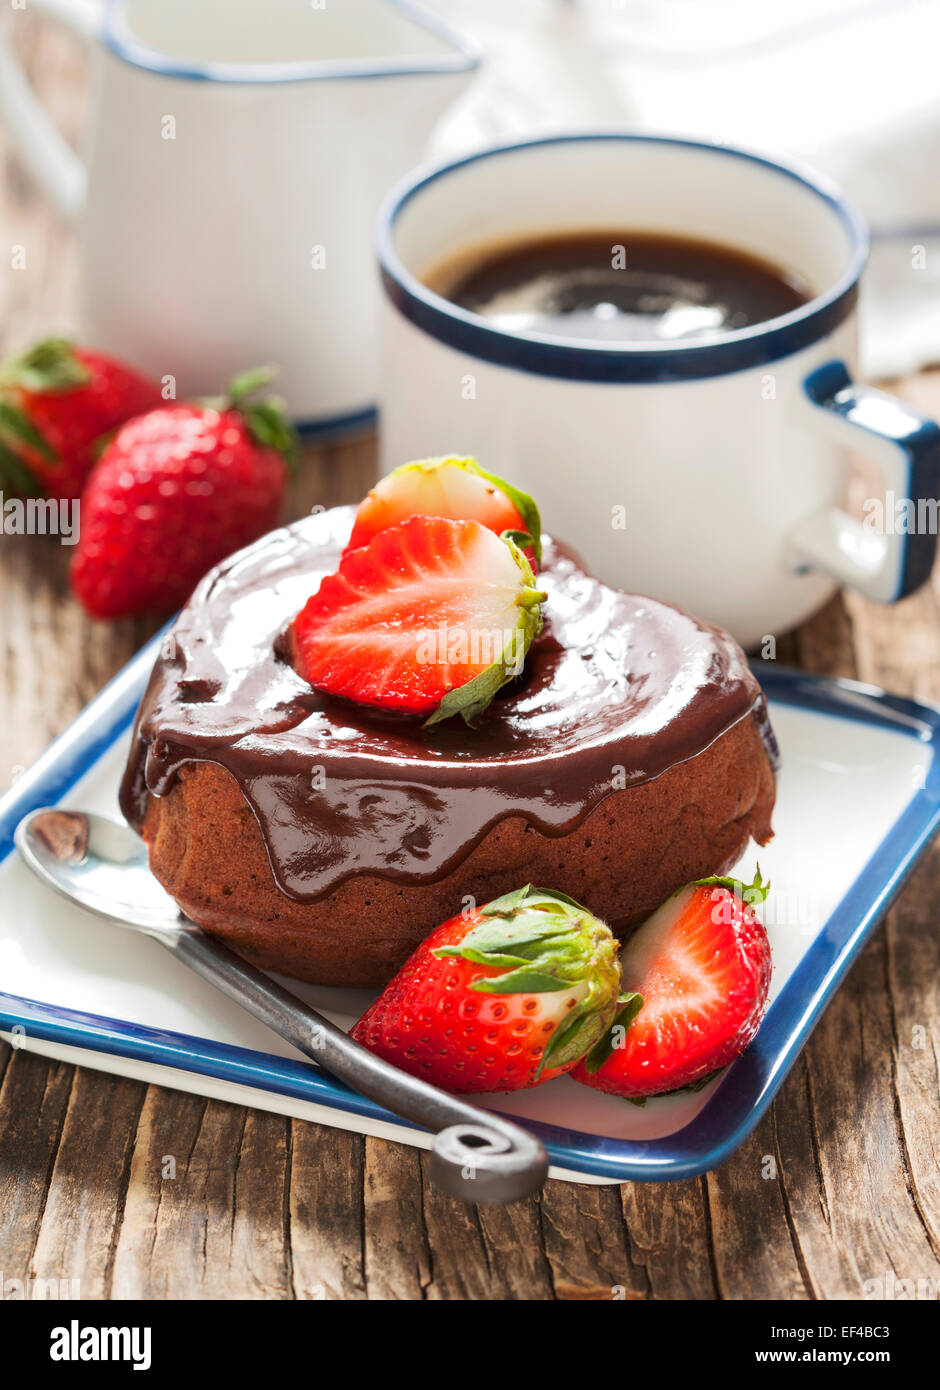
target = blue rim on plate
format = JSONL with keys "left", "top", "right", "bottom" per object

{"left": 102, "top": 0, "right": 482, "bottom": 84}
{"left": 0, "top": 639, "right": 938, "bottom": 1182}
{"left": 377, "top": 132, "right": 870, "bottom": 384}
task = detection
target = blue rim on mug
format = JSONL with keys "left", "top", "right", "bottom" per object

{"left": 376, "top": 133, "right": 871, "bottom": 385}
{"left": 102, "top": 0, "right": 482, "bottom": 83}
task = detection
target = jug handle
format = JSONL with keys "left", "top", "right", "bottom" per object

{"left": 0, "top": 0, "right": 103, "bottom": 220}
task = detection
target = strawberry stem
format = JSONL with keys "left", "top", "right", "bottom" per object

{"left": 0, "top": 345, "right": 78, "bottom": 493}
{"left": 424, "top": 533, "right": 545, "bottom": 729}
{"left": 515, "top": 586, "right": 548, "bottom": 610}
{"left": 433, "top": 884, "right": 622, "bottom": 1076}
{"left": 224, "top": 366, "right": 279, "bottom": 406}
{"left": 0, "top": 337, "right": 90, "bottom": 394}
{"left": 693, "top": 864, "right": 770, "bottom": 905}
{"left": 581, "top": 993, "right": 644, "bottom": 1075}
{"left": 204, "top": 367, "right": 301, "bottom": 473}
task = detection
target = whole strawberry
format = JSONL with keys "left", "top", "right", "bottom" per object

{"left": 0, "top": 338, "right": 162, "bottom": 499}
{"left": 573, "top": 870, "right": 772, "bottom": 1100}
{"left": 351, "top": 885, "right": 621, "bottom": 1093}
{"left": 70, "top": 368, "right": 298, "bottom": 619}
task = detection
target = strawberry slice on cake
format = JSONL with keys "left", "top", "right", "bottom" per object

{"left": 345, "top": 455, "right": 542, "bottom": 565}
{"left": 291, "top": 514, "right": 546, "bottom": 726}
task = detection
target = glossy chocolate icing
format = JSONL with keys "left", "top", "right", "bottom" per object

{"left": 120, "top": 506, "right": 776, "bottom": 901}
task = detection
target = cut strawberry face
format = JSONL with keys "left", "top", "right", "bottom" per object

{"left": 292, "top": 515, "right": 545, "bottom": 725}
{"left": 346, "top": 456, "right": 542, "bottom": 565}
{"left": 351, "top": 885, "right": 622, "bottom": 1094}
{"left": 573, "top": 871, "right": 773, "bottom": 1100}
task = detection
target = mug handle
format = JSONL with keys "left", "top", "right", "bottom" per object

{"left": 789, "top": 360, "right": 940, "bottom": 603}
{"left": 0, "top": 0, "right": 103, "bottom": 220}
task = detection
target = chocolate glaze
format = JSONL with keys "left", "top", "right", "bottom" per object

{"left": 120, "top": 506, "right": 776, "bottom": 902}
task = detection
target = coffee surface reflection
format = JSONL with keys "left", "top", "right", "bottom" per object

{"left": 425, "top": 231, "right": 810, "bottom": 344}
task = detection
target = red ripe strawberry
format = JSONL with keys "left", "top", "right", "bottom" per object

{"left": 292, "top": 515, "right": 545, "bottom": 726}
{"left": 346, "top": 456, "right": 542, "bottom": 566}
{"left": 70, "top": 369, "right": 298, "bottom": 619}
{"left": 351, "top": 885, "right": 621, "bottom": 1094}
{"left": 573, "top": 870, "right": 773, "bottom": 1100}
{"left": 0, "top": 338, "right": 162, "bottom": 500}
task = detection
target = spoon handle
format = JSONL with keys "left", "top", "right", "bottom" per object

{"left": 165, "top": 926, "right": 549, "bottom": 1205}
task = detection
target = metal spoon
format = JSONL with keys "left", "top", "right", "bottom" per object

{"left": 15, "top": 807, "right": 549, "bottom": 1205}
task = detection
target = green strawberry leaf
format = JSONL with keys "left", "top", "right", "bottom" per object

{"left": 431, "top": 883, "right": 622, "bottom": 1074}
{"left": 540, "top": 1000, "right": 615, "bottom": 1075}
{"left": 465, "top": 459, "right": 542, "bottom": 564}
{"left": 499, "top": 528, "right": 535, "bottom": 553}
{"left": 0, "top": 400, "right": 56, "bottom": 462}
{"left": 424, "top": 631, "right": 525, "bottom": 728}
{"left": 424, "top": 534, "right": 546, "bottom": 729}
{"left": 479, "top": 884, "right": 534, "bottom": 916}
{"left": 0, "top": 438, "right": 42, "bottom": 496}
{"left": 206, "top": 367, "right": 301, "bottom": 473}
{"left": 625, "top": 1066, "right": 727, "bottom": 1107}
{"left": 437, "top": 913, "right": 584, "bottom": 962}
{"left": 482, "top": 886, "right": 587, "bottom": 916}
{"left": 241, "top": 400, "right": 301, "bottom": 472}
{"left": 472, "top": 968, "right": 572, "bottom": 995}
{"left": 581, "top": 993, "right": 644, "bottom": 1075}
{"left": 225, "top": 365, "right": 278, "bottom": 402}
{"left": 693, "top": 863, "right": 770, "bottom": 906}
{"left": 0, "top": 337, "right": 90, "bottom": 394}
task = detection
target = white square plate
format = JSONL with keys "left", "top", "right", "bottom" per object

{"left": 1, "top": 641, "right": 937, "bottom": 1183}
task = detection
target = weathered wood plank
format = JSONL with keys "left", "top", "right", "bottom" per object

{"left": 472, "top": 1188, "right": 556, "bottom": 1300}
{"left": 112, "top": 1089, "right": 294, "bottom": 1299}
{"left": 0, "top": 1046, "right": 75, "bottom": 1281}
{"left": 420, "top": 1161, "right": 553, "bottom": 1300}
{"left": 883, "top": 848, "right": 940, "bottom": 1272}
{"left": 775, "top": 927, "right": 940, "bottom": 1299}
{"left": 362, "top": 1137, "right": 431, "bottom": 1300}
{"left": 28, "top": 1067, "right": 146, "bottom": 1299}
{"left": 287, "top": 1124, "right": 367, "bottom": 1300}
{"left": 540, "top": 1179, "right": 644, "bottom": 1299}
{"left": 705, "top": 1117, "right": 810, "bottom": 1301}
{"left": 621, "top": 1178, "right": 718, "bottom": 1300}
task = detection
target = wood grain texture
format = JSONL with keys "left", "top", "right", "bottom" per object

{"left": 0, "top": 9, "right": 937, "bottom": 1301}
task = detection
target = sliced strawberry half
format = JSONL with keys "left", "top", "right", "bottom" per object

{"left": 346, "top": 456, "right": 542, "bottom": 565}
{"left": 572, "top": 870, "right": 773, "bottom": 1099}
{"left": 292, "top": 515, "right": 546, "bottom": 725}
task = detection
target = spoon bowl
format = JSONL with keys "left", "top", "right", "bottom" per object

{"left": 17, "top": 808, "right": 181, "bottom": 934}
{"left": 15, "top": 807, "right": 550, "bottom": 1205}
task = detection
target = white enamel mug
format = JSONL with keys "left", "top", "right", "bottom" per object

{"left": 0, "top": 0, "right": 479, "bottom": 433}
{"left": 377, "top": 134, "right": 940, "bottom": 647}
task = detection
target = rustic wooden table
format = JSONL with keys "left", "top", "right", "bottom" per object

{"left": 1, "top": 14, "right": 938, "bottom": 1301}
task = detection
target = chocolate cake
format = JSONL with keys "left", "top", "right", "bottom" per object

{"left": 120, "top": 506, "right": 777, "bottom": 988}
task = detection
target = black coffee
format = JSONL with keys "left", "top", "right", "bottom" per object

{"left": 425, "top": 231, "right": 810, "bottom": 344}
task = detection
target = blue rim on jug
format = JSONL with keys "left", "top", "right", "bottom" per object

{"left": 102, "top": 0, "right": 482, "bottom": 83}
